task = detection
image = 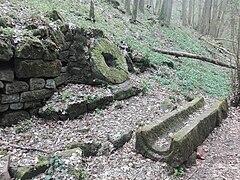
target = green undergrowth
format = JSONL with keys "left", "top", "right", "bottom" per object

{"left": 1, "top": 0, "right": 231, "bottom": 98}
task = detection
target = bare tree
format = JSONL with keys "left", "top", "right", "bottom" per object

{"left": 139, "top": 0, "right": 145, "bottom": 13}
{"left": 125, "top": 0, "right": 131, "bottom": 14}
{"left": 89, "top": 0, "right": 95, "bottom": 22}
{"left": 200, "top": 0, "right": 213, "bottom": 35}
{"left": 182, "top": 0, "right": 188, "bottom": 26}
{"left": 159, "top": 0, "right": 173, "bottom": 26}
{"left": 188, "top": 0, "right": 193, "bottom": 26}
{"left": 131, "top": 0, "right": 139, "bottom": 22}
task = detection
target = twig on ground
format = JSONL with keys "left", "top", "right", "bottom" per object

{"left": 186, "top": 168, "right": 198, "bottom": 180}
{"left": 1, "top": 143, "right": 50, "bottom": 154}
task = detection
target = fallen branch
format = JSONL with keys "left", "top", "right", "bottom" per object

{"left": 150, "top": 47, "right": 236, "bottom": 69}
{"left": 200, "top": 37, "right": 235, "bottom": 57}
{"left": 2, "top": 143, "right": 66, "bottom": 154}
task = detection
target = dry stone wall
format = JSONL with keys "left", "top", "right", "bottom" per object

{"left": 0, "top": 35, "right": 68, "bottom": 126}
{"left": 0, "top": 14, "right": 129, "bottom": 126}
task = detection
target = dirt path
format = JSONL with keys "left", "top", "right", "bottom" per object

{"left": 185, "top": 107, "right": 240, "bottom": 180}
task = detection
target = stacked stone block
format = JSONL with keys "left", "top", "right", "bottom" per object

{"left": 0, "top": 36, "right": 68, "bottom": 126}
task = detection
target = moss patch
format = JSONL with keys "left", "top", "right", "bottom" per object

{"left": 91, "top": 38, "right": 128, "bottom": 84}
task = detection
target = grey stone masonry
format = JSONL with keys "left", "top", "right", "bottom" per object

{"left": 0, "top": 68, "right": 14, "bottom": 82}
{"left": 4, "top": 81, "right": 29, "bottom": 94}
{"left": 20, "top": 89, "right": 54, "bottom": 102}
{"left": 1, "top": 94, "right": 20, "bottom": 104}
{"left": 29, "top": 78, "right": 45, "bottom": 90}
{"left": 10, "top": 103, "right": 24, "bottom": 110}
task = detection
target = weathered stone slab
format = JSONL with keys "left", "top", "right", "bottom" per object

{"left": 24, "top": 101, "right": 42, "bottom": 109}
{"left": 29, "top": 78, "right": 45, "bottom": 90}
{"left": 20, "top": 89, "right": 54, "bottom": 102}
{"left": 10, "top": 103, "right": 24, "bottom": 110}
{"left": 0, "top": 68, "right": 14, "bottom": 82}
{"left": 87, "top": 95, "right": 114, "bottom": 111}
{"left": 15, "top": 60, "right": 62, "bottom": 78}
{"left": 0, "top": 155, "right": 11, "bottom": 180}
{"left": 165, "top": 99, "right": 228, "bottom": 167}
{"left": 4, "top": 81, "right": 29, "bottom": 94}
{"left": 0, "top": 110, "right": 30, "bottom": 126}
{"left": 0, "top": 39, "right": 13, "bottom": 62}
{"left": 1, "top": 94, "right": 19, "bottom": 104}
{"left": 0, "top": 104, "right": 9, "bottom": 112}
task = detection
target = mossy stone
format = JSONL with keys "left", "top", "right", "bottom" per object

{"left": 14, "top": 157, "right": 49, "bottom": 179}
{"left": 15, "top": 37, "right": 45, "bottom": 59}
{"left": 91, "top": 38, "right": 129, "bottom": 84}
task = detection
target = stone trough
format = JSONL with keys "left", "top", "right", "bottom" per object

{"left": 135, "top": 97, "right": 228, "bottom": 167}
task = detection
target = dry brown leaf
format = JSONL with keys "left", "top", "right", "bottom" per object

{"left": 196, "top": 146, "right": 205, "bottom": 160}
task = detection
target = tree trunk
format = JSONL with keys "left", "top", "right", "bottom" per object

{"left": 188, "top": 0, "right": 193, "bottom": 26}
{"left": 89, "top": 0, "right": 95, "bottom": 21}
{"left": 159, "top": 0, "right": 173, "bottom": 26}
{"left": 125, "top": 0, "right": 131, "bottom": 14}
{"left": 155, "top": 0, "right": 162, "bottom": 15}
{"left": 182, "top": 0, "right": 188, "bottom": 26}
{"left": 197, "top": 0, "right": 203, "bottom": 31}
{"left": 132, "top": 0, "right": 139, "bottom": 22}
{"left": 139, "top": 0, "right": 144, "bottom": 13}
{"left": 209, "top": 0, "right": 219, "bottom": 37}
{"left": 200, "top": 0, "right": 213, "bottom": 35}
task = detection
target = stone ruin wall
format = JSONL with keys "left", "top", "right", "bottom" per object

{"left": 0, "top": 20, "right": 116, "bottom": 126}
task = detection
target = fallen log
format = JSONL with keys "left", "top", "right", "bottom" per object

{"left": 151, "top": 47, "right": 236, "bottom": 69}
